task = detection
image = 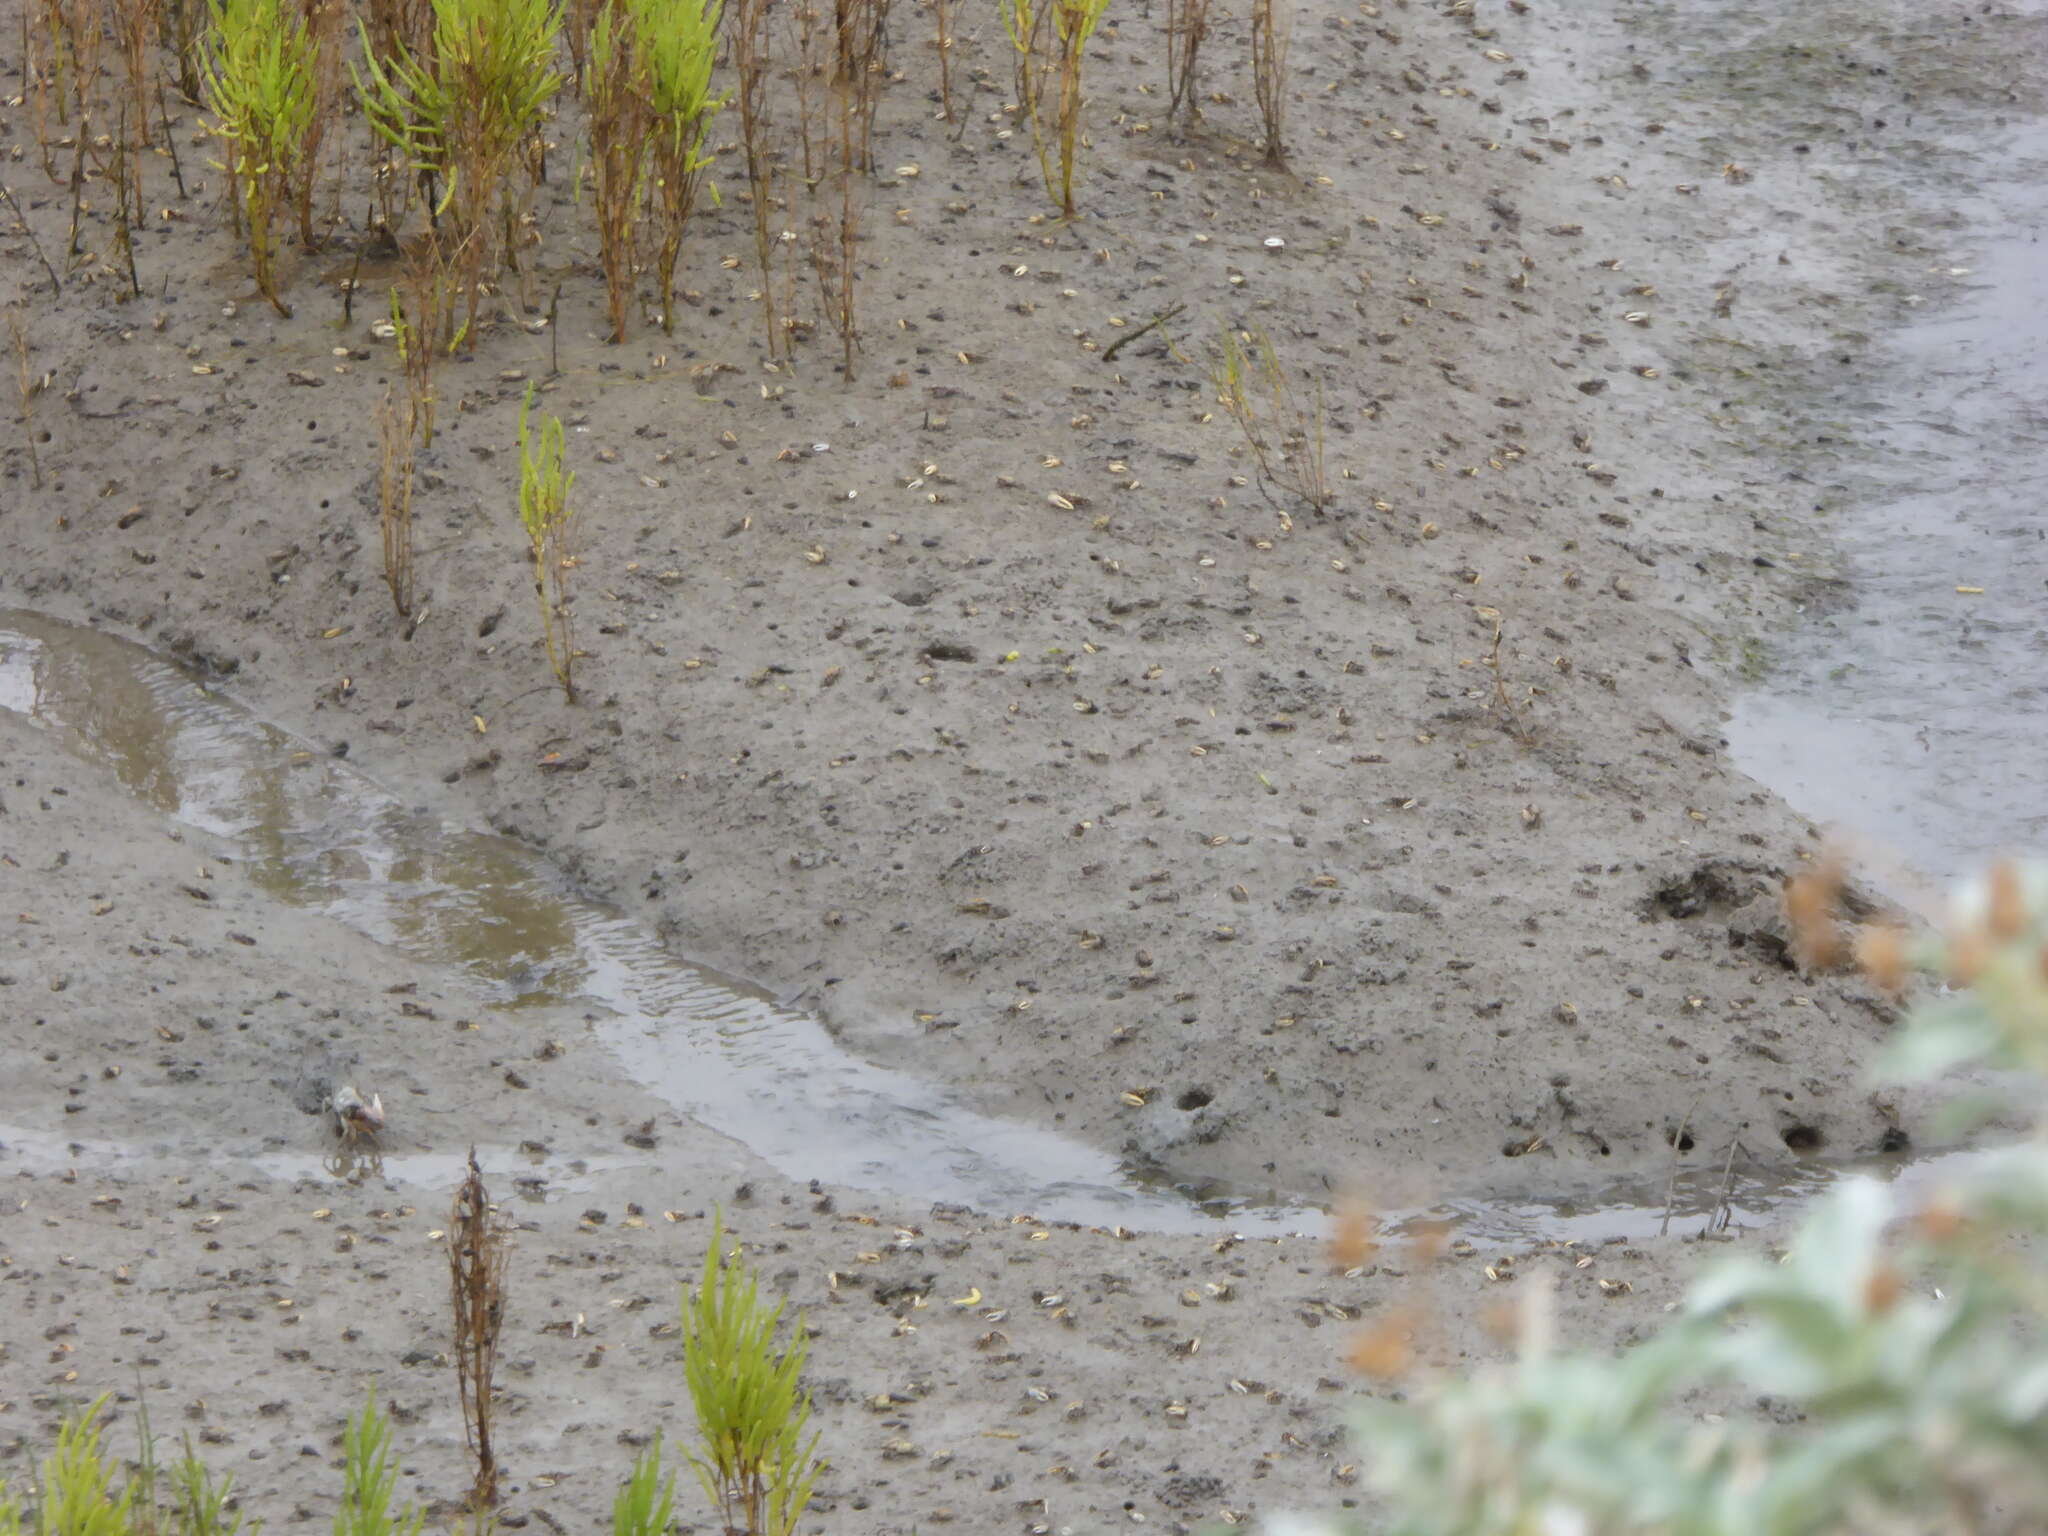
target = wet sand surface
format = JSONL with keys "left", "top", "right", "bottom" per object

{"left": 2, "top": 0, "right": 2042, "bottom": 1527}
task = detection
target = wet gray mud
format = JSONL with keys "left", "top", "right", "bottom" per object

{"left": 0, "top": 612, "right": 1298, "bottom": 1227}
{"left": 1656, "top": 0, "right": 2048, "bottom": 886}
{"left": 0, "top": 608, "right": 1975, "bottom": 1245}
{"left": 0, "top": 607, "right": 1324, "bottom": 1233}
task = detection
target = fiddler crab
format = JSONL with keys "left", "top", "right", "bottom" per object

{"left": 331, "top": 1084, "right": 386, "bottom": 1147}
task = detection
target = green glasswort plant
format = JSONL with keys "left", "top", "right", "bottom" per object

{"left": 335, "top": 1390, "right": 424, "bottom": 1536}
{"left": 1005, "top": 0, "right": 1108, "bottom": 218}
{"left": 1048, "top": 0, "right": 1110, "bottom": 219}
{"left": 202, "top": 0, "right": 320, "bottom": 314}
{"left": 515, "top": 384, "right": 578, "bottom": 703}
{"left": 170, "top": 1433, "right": 260, "bottom": 1536}
{"left": 32, "top": 1394, "right": 133, "bottom": 1536}
{"left": 631, "top": 0, "right": 724, "bottom": 335}
{"left": 354, "top": 0, "right": 565, "bottom": 340}
{"left": 1202, "top": 324, "right": 1329, "bottom": 513}
{"left": 612, "top": 1434, "right": 676, "bottom": 1536}
{"left": 679, "top": 1214, "right": 822, "bottom": 1536}
{"left": 1303, "top": 859, "right": 2048, "bottom": 1536}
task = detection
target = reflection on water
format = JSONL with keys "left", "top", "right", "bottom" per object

{"left": 0, "top": 611, "right": 1319, "bottom": 1235}
{"left": 5, "top": 612, "right": 1993, "bottom": 1244}
{"left": 1717, "top": 50, "right": 2048, "bottom": 883}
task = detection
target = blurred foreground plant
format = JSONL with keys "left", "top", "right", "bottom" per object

{"left": 1308, "top": 860, "right": 2048, "bottom": 1536}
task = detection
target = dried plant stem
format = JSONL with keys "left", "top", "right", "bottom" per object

{"left": 159, "top": 0, "right": 204, "bottom": 100}
{"left": 1163, "top": 0, "right": 1209, "bottom": 134}
{"left": 1658, "top": 1096, "right": 1701, "bottom": 1239}
{"left": 295, "top": 0, "right": 344, "bottom": 249}
{"left": 1484, "top": 620, "right": 1533, "bottom": 744}
{"left": 1003, "top": 0, "right": 1055, "bottom": 207}
{"left": 932, "top": 0, "right": 954, "bottom": 124}
{"left": 392, "top": 235, "right": 467, "bottom": 448}
{"left": 111, "top": 103, "right": 141, "bottom": 297}
{"left": 9, "top": 313, "right": 45, "bottom": 490}
{"left": 1098, "top": 300, "right": 1182, "bottom": 364}
{"left": 584, "top": 1, "right": 648, "bottom": 343}
{"left": 65, "top": 120, "right": 89, "bottom": 260}
{"left": 376, "top": 386, "right": 416, "bottom": 620}
{"left": 808, "top": 63, "right": 861, "bottom": 378}
{"left": 1203, "top": 324, "right": 1329, "bottom": 512}
{"left": 112, "top": 0, "right": 161, "bottom": 151}
{"left": 158, "top": 84, "right": 188, "bottom": 198}
{"left": 732, "top": 0, "right": 785, "bottom": 357}
{"left": 1249, "top": 0, "right": 1289, "bottom": 168}
{"left": 0, "top": 182, "right": 63, "bottom": 293}
{"left": 361, "top": 0, "right": 431, "bottom": 93}
{"left": 42, "top": 0, "right": 108, "bottom": 128}
{"left": 446, "top": 1151, "right": 512, "bottom": 1510}
{"left": 563, "top": 0, "right": 601, "bottom": 93}
{"left": 834, "top": 0, "right": 889, "bottom": 168}
{"left": 24, "top": 9, "right": 59, "bottom": 181}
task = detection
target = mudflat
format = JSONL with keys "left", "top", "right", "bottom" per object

{"left": 3, "top": 0, "right": 2036, "bottom": 1528}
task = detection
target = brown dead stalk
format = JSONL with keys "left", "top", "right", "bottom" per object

{"left": 9, "top": 313, "right": 46, "bottom": 489}
{"left": 1163, "top": 0, "right": 1210, "bottom": 135}
{"left": 376, "top": 387, "right": 416, "bottom": 620}
{"left": 1249, "top": 0, "right": 1289, "bottom": 167}
{"left": 111, "top": 0, "right": 162, "bottom": 153}
{"left": 584, "top": 2, "right": 648, "bottom": 343}
{"left": 732, "top": 0, "right": 788, "bottom": 358}
{"left": 932, "top": 0, "right": 955, "bottom": 124}
{"left": 446, "top": 1150, "right": 512, "bottom": 1511}
{"left": 1484, "top": 620, "right": 1533, "bottom": 744}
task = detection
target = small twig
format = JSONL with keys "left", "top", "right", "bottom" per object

{"left": 158, "top": 84, "right": 187, "bottom": 199}
{"left": 546, "top": 281, "right": 562, "bottom": 376}
{"left": 342, "top": 240, "right": 364, "bottom": 326}
{"left": 1487, "top": 621, "right": 1534, "bottom": 744}
{"left": 9, "top": 313, "right": 44, "bottom": 490}
{"left": 1659, "top": 1095, "right": 1702, "bottom": 1238}
{"left": 1101, "top": 302, "right": 1185, "bottom": 364}
{"left": 66, "top": 121, "right": 89, "bottom": 259}
{"left": 0, "top": 183, "right": 62, "bottom": 293}
{"left": 114, "top": 104, "right": 140, "bottom": 298}
{"left": 1708, "top": 1137, "right": 1746, "bottom": 1235}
